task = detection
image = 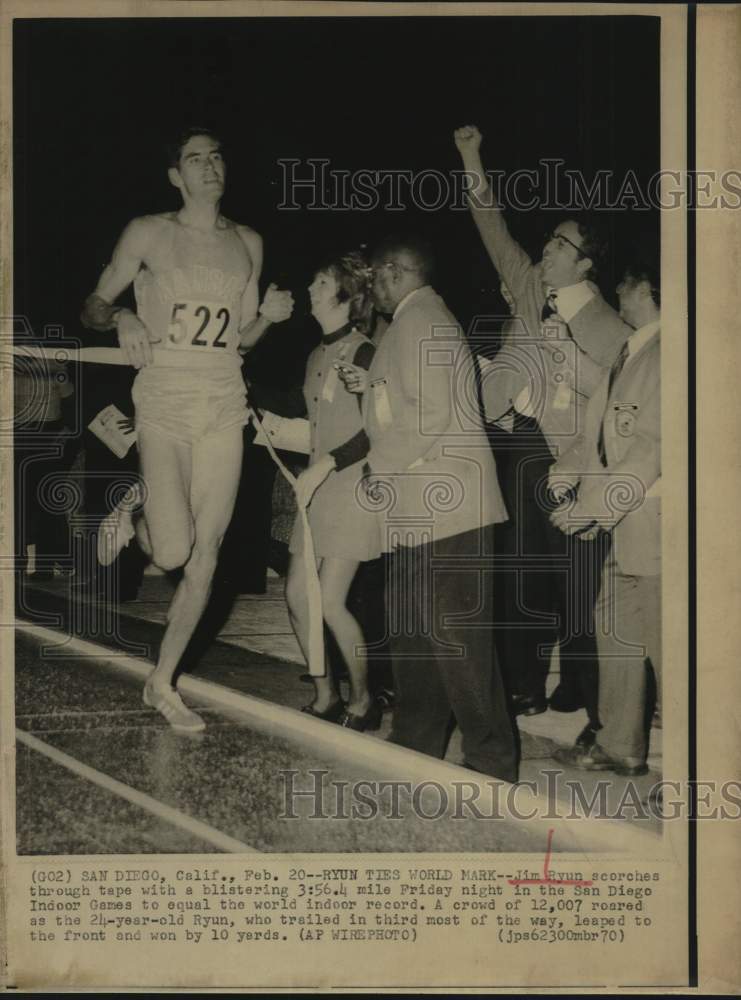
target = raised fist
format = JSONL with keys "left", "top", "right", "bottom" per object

{"left": 259, "top": 283, "right": 294, "bottom": 324}
{"left": 453, "top": 125, "right": 483, "bottom": 155}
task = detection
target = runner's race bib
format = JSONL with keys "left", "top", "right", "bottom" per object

{"left": 166, "top": 299, "right": 237, "bottom": 353}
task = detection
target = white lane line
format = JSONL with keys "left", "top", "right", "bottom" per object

{"left": 16, "top": 620, "right": 662, "bottom": 855}
{"left": 15, "top": 728, "right": 258, "bottom": 855}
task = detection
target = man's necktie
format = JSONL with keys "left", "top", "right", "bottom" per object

{"left": 597, "top": 341, "right": 630, "bottom": 466}
{"left": 607, "top": 341, "right": 630, "bottom": 394}
{"left": 541, "top": 292, "right": 558, "bottom": 321}
{"left": 541, "top": 291, "right": 573, "bottom": 340}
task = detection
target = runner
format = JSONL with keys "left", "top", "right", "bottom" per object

{"left": 81, "top": 127, "right": 293, "bottom": 732}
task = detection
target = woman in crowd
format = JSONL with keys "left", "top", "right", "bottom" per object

{"left": 265, "top": 250, "right": 382, "bottom": 731}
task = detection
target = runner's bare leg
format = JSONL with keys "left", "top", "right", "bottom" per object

{"left": 138, "top": 424, "right": 243, "bottom": 691}
{"left": 135, "top": 424, "right": 194, "bottom": 570}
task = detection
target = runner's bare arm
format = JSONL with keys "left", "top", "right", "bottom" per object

{"left": 237, "top": 228, "right": 294, "bottom": 351}
{"left": 81, "top": 217, "right": 152, "bottom": 331}
{"left": 80, "top": 217, "right": 159, "bottom": 369}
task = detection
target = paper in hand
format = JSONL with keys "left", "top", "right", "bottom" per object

{"left": 87, "top": 404, "right": 137, "bottom": 459}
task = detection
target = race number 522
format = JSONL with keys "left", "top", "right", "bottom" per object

{"left": 168, "top": 300, "right": 230, "bottom": 348}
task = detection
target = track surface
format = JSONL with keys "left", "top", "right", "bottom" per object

{"left": 14, "top": 577, "right": 662, "bottom": 854}
{"left": 16, "top": 631, "right": 558, "bottom": 854}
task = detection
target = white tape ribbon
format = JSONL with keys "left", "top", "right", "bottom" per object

{"left": 248, "top": 407, "right": 325, "bottom": 678}
{"left": 8, "top": 344, "right": 128, "bottom": 365}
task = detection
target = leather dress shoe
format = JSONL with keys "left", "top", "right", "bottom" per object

{"left": 512, "top": 694, "right": 548, "bottom": 717}
{"left": 553, "top": 742, "right": 648, "bottom": 776}
{"left": 337, "top": 699, "right": 382, "bottom": 732}
{"left": 575, "top": 723, "right": 601, "bottom": 749}
{"left": 610, "top": 758, "right": 650, "bottom": 777}
{"left": 300, "top": 700, "right": 345, "bottom": 722}
{"left": 548, "top": 685, "right": 585, "bottom": 713}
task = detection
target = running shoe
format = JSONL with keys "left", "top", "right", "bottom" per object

{"left": 143, "top": 679, "right": 206, "bottom": 733}
{"left": 97, "top": 483, "right": 141, "bottom": 566}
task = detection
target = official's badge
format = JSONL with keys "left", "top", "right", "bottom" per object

{"left": 613, "top": 403, "right": 638, "bottom": 437}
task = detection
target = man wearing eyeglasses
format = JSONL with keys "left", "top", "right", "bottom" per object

{"left": 454, "top": 125, "right": 632, "bottom": 750}
{"left": 364, "top": 235, "right": 517, "bottom": 781}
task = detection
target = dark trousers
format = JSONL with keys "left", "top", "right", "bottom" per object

{"left": 387, "top": 526, "right": 518, "bottom": 783}
{"left": 489, "top": 418, "right": 607, "bottom": 727}
{"left": 544, "top": 517, "right": 609, "bottom": 727}
{"left": 348, "top": 556, "right": 394, "bottom": 695}
{"left": 490, "top": 418, "right": 557, "bottom": 703}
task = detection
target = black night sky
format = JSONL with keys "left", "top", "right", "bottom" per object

{"left": 14, "top": 14, "right": 660, "bottom": 386}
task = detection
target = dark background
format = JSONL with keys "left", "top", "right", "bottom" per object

{"left": 14, "top": 14, "right": 660, "bottom": 385}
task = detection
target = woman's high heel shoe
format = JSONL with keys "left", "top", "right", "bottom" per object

{"left": 300, "top": 699, "right": 346, "bottom": 723}
{"left": 337, "top": 699, "right": 382, "bottom": 732}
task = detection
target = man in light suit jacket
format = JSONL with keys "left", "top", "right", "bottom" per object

{"left": 364, "top": 234, "right": 517, "bottom": 781}
{"left": 549, "top": 255, "right": 661, "bottom": 775}
{"left": 454, "top": 125, "right": 633, "bottom": 744}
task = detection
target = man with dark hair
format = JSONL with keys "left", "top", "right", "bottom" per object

{"left": 81, "top": 128, "right": 294, "bottom": 731}
{"left": 620, "top": 255, "right": 660, "bottom": 308}
{"left": 549, "top": 255, "right": 661, "bottom": 775}
{"left": 454, "top": 125, "right": 633, "bottom": 747}
{"left": 165, "top": 126, "right": 224, "bottom": 169}
{"left": 565, "top": 217, "right": 608, "bottom": 283}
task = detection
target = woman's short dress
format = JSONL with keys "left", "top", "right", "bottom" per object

{"left": 289, "top": 324, "right": 381, "bottom": 563}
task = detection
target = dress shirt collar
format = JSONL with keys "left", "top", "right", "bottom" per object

{"left": 548, "top": 281, "right": 594, "bottom": 323}
{"left": 627, "top": 319, "right": 660, "bottom": 358}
